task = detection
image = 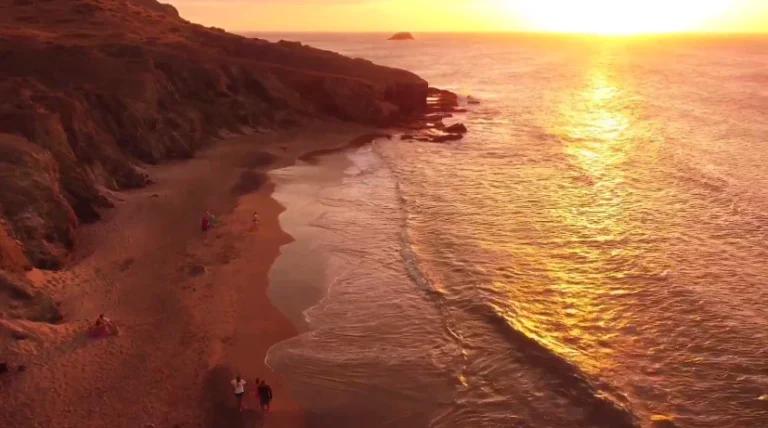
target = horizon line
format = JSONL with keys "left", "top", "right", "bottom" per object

{"left": 234, "top": 30, "right": 768, "bottom": 37}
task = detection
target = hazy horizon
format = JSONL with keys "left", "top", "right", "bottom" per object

{"left": 241, "top": 30, "right": 768, "bottom": 36}
{"left": 167, "top": 0, "right": 768, "bottom": 34}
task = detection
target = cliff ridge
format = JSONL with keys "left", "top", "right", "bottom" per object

{"left": 0, "top": 0, "right": 429, "bottom": 270}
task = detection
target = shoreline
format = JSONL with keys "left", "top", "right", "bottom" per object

{"left": 0, "top": 121, "right": 382, "bottom": 427}
{"left": 261, "top": 139, "right": 462, "bottom": 428}
{"left": 266, "top": 151, "right": 356, "bottom": 332}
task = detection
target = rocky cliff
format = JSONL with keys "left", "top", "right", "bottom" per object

{"left": 0, "top": 0, "right": 429, "bottom": 271}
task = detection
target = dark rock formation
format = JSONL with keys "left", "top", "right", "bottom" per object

{"left": 444, "top": 123, "right": 467, "bottom": 133}
{"left": 0, "top": 218, "right": 31, "bottom": 273}
{"left": 430, "top": 133, "right": 463, "bottom": 143}
{"left": 400, "top": 129, "right": 463, "bottom": 144}
{"left": 427, "top": 87, "right": 459, "bottom": 112}
{"left": 0, "top": 0, "right": 431, "bottom": 269}
{"left": 388, "top": 32, "right": 415, "bottom": 41}
{"left": 0, "top": 134, "right": 77, "bottom": 268}
{"left": 398, "top": 89, "right": 471, "bottom": 143}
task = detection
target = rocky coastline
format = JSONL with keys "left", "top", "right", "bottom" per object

{"left": 0, "top": 0, "right": 468, "bottom": 329}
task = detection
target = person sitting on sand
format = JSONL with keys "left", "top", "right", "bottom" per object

{"left": 257, "top": 380, "right": 273, "bottom": 412}
{"left": 90, "top": 314, "right": 118, "bottom": 338}
{"left": 231, "top": 375, "right": 247, "bottom": 412}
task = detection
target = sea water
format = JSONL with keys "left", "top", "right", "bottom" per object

{"left": 265, "top": 33, "right": 768, "bottom": 428}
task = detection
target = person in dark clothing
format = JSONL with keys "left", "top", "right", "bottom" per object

{"left": 257, "top": 380, "right": 273, "bottom": 412}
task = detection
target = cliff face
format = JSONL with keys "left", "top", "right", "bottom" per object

{"left": 0, "top": 0, "right": 428, "bottom": 270}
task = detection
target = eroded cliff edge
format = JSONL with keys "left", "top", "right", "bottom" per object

{"left": 0, "top": 0, "right": 429, "bottom": 271}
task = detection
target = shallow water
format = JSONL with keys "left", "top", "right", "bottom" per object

{"left": 265, "top": 34, "right": 768, "bottom": 427}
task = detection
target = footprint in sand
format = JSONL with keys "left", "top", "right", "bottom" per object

{"left": 116, "top": 258, "right": 135, "bottom": 272}
{"left": 187, "top": 264, "right": 207, "bottom": 277}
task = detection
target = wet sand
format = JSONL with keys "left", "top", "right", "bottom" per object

{"left": 266, "top": 152, "right": 354, "bottom": 332}
{"left": 0, "top": 121, "right": 380, "bottom": 428}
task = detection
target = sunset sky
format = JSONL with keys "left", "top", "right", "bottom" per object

{"left": 166, "top": 0, "right": 768, "bottom": 34}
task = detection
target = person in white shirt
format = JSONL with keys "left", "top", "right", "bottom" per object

{"left": 231, "top": 375, "right": 246, "bottom": 412}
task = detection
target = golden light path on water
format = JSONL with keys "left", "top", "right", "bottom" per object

{"left": 266, "top": 33, "right": 768, "bottom": 427}
{"left": 493, "top": 55, "right": 646, "bottom": 377}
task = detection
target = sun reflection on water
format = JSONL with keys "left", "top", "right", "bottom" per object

{"left": 496, "top": 57, "right": 647, "bottom": 376}
{"left": 562, "top": 68, "right": 634, "bottom": 180}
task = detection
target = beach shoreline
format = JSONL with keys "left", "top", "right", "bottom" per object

{"left": 0, "top": 121, "right": 383, "bottom": 428}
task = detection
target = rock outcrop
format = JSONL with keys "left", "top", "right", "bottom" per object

{"left": 388, "top": 32, "right": 415, "bottom": 41}
{"left": 444, "top": 123, "right": 468, "bottom": 134}
{"left": 0, "top": 0, "right": 431, "bottom": 269}
{"left": 399, "top": 89, "right": 471, "bottom": 143}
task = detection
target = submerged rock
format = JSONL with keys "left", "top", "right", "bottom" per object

{"left": 444, "top": 123, "right": 468, "bottom": 133}
{"left": 431, "top": 133, "right": 463, "bottom": 143}
{"left": 388, "top": 32, "right": 415, "bottom": 40}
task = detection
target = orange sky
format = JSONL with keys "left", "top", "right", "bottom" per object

{"left": 166, "top": 0, "right": 768, "bottom": 34}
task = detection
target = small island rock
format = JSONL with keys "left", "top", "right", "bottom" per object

{"left": 389, "top": 32, "right": 415, "bottom": 41}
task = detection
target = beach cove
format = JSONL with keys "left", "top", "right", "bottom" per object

{"left": 0, "top": 122, "right": 385, "bottom": 428}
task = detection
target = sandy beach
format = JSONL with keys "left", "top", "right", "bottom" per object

{"left": 0, "top": 121, "right": 381, "bottom": 428}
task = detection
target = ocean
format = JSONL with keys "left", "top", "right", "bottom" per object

{"left": 261, "top": 33, "right": 768, "bottom": 427}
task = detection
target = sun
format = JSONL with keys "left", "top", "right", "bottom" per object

{"left": 511, "top": 0, "right": 732, "bottom": 35}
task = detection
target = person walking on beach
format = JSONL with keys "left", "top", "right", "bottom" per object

{"left": 201, "top": 214, "right": 210, "bottom": 233}
{"left": 251, "top": 211, "right": 260, "bottom": 232}
{"left": 231, "top": 375, "right": 247, "bottom": 412}
{"left": 206, "top": 210, "right": 217, "bottom": 227}
{"left": 257, "top": 380, "right": 273, "bottom": 412}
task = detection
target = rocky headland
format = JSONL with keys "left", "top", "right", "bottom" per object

{"left": 0, "top": 1, "right": 479, "bottom": 365}
{"left": 0, "top": 0, "right": 453, "bottom": 273}
{"left": 0, "top": 0, "right": 471, "bottom": 353}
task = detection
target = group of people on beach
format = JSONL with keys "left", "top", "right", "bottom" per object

{"left": 201, "top": 210, "right": 260, "bottom": 233}
{"left": 232, "top": 375, "right": 273, "bottom": 413}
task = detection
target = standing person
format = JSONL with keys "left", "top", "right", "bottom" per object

{"left": 206, "top": 210, "right": 217, "bottom": 227}
{"left": 231, "top": 375, "right": 247, "bottom": 412}
{"left": 251, "top": 211, "right": 260, "bottom": 232}
{"left": 201, "top": 213, "right": 211, "bottom": 233}
{"left": 257, "top": 380, "right": 273, "bottom": 412}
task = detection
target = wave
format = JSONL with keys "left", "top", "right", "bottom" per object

{"left": 394, "top": 179, "right": 467, "bottom": 348}
{"left": 477, "top": 303, "right": 640, "bottom": 428}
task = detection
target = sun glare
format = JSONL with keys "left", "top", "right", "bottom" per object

{"left": 511, "top": 0, "right": 732, "bottom": 35}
